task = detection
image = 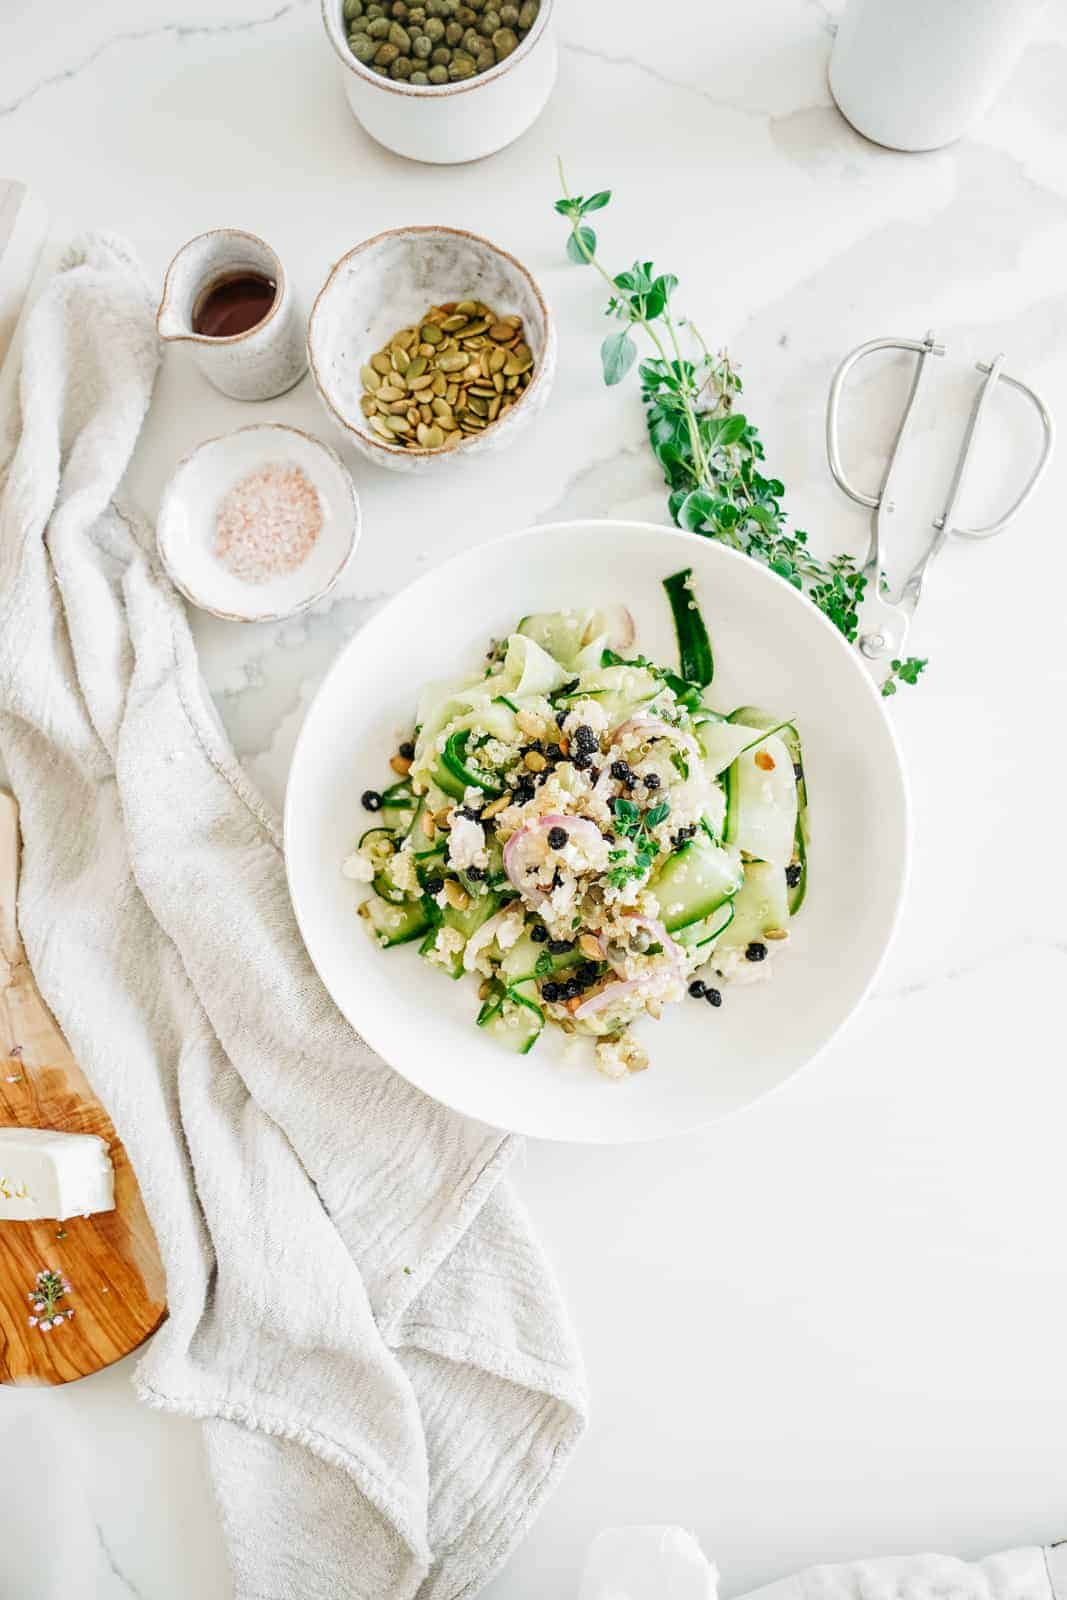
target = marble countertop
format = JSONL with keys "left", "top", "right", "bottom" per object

{"left": 3, "top": 1, "right": 1067, "bottom": 1595}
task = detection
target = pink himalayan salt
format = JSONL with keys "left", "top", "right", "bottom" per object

{"left": 213, "top": 461, "right": 322, "bottom": 585}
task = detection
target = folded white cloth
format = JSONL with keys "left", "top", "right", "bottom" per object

{"left": 0, "top": 234, "right": 585, "bottom": 1599}
{"left": 580, "top": 1528, "right": 1067, "bottom": 1600}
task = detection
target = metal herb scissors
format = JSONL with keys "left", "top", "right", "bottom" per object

{"left": 826, "top": 331, "right": 1055, "bottom": 681}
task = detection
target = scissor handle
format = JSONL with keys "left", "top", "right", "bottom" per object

{"left": 946, "top": 359, "right": 1056, "bottom": 540}
{"left": 826, "top": 332, "right": 945, "bottom": 509}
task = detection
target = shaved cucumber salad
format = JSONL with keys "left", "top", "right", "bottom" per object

{"left": 344, "top": 569, "right": 809, "bottom": 1079}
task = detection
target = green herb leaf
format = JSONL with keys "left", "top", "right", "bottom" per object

{"left": 535, "top": 949, "right": 554, "bottom": 975}
{"left": 601, "top": 329, "right": 637, "bottom": 386}
{"left": 553, "top": 164, "right": 931, "bottom": 690}
{"left": 882, "top": 656, "right": 928, "bottom": 696}
{"left": 566, "top": 225, "right": 597, "bottom": 265}
{"left": 646, "top": 800, "right": 670, "bottom": 828}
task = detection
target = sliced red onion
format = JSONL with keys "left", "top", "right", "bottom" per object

{"left": 502, "top": 813, "right": 607, "bottom": 900}
{"left": 581, "top": 604, "right": 635, "bottom": 653}
{"left": 611, "top": 715, "right": 701, "bottom": 764}
{"left": 573, "top": 979, "right": 643, "bottom": 1019}
{"left": 604, "top": 915, "right": 686, "bottom": 975}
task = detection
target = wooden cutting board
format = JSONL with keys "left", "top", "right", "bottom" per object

{"left": 0, "top": 793, "right": 166, "bottom": 1384}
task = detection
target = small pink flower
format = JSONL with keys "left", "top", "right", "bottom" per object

{"left": 39, "top": 1319, "right": 53, "bottom": 1332}
{"left": 27, "top": 1316, "right": 37, "bottom": 1327}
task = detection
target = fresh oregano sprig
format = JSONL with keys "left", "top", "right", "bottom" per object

{"left": 554, "top": 164, "right": 927, "bottom": 698}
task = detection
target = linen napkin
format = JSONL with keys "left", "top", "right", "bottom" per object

{"left": 579, "top": 1528, "right": 1067, "bottom": 1600}
{"left": 0, "top": 233, "right": 586, "bottom": 1600}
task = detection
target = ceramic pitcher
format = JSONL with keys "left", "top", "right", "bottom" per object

{"left": 156, "top": 229, "right": 307, "bottom": 401}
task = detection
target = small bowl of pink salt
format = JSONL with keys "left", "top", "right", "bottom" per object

{"left": 157, "top": 423, "right": 360, "bottom": 622}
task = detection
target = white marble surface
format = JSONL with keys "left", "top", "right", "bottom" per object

{"left": 3, "top": 1, "right": 1067, "bottom": 1595}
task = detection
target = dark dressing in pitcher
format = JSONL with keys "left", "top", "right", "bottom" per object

{"left": 192, "top": 272, "right": 276, "bottom": 339}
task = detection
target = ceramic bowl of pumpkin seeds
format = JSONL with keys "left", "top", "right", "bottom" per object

{"left": 308, "top": 225, "right": 556, "bottom": 473}
{"left": 320, "top": 0, "right": 557, "bottom": 164}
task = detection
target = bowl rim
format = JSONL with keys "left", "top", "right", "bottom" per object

{"left": 156, "top": 422, "right": 361, "bottom": 623}
{"left": 320, "top": 0, "right": 554, "bottom": 99}
{"left": 284, "top": 518, "right": 912, "bottom": 1143}
{"left": 307, "top": 222, "right": 554, "bottom": 462}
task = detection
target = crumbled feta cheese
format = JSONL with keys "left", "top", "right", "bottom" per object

{"left": 342, "top": 852, "right": 375, "bottom": 882}
{"left": 424, "top": 926, "right": 465, "bottom": 971}
{"left": 389, "top": 848, "right": 420, "bottom": 892}
{"left": 595, "top": 1039, "right": 630, "bottom": 1079}
{"left": 563, "top": 699, "right": 609, "bottom": 738}
{"left": 448, "top": 813, "right": 488, "bottom": 871}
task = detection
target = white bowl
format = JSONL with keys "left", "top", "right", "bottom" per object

{"left": 284, "top": 521, "right": 910, "bottom": 1144}
{"left": 157, "top": 423, "right": 360, "bottom": 622}
{"left": 320, "top": 0, "right": 557, "bottom": 164}
{"left": 308, "top": 225, "right": 555, "bottom": 475}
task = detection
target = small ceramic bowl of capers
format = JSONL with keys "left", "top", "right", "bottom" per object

{"left": 307, "top": 224, "right": 556, "bottom": 474}
{"left": 320, "top": 0, "right": 556, "bottom": 164}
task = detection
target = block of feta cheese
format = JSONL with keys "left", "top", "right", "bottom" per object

{"left": 0, "top": 1128, "right": 115, "bottom": 1221}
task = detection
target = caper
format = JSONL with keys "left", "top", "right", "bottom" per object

{"left": 389, "top": 19, "right": 411, "bottom": 48}
{"left": 499, "top": 2, "right": 518, "bottom": 21}
{"left": 449, "top": 49, "right": 476, "bottom": 76}
{"left": 391, "top": 53, "right": 413, "bottom": 75}
{"left": 407, "top": 31, "right": 428, "bottom": 55}
{"left": 462, "top": 25, "right": 481, "bottom": 52}
{"left": 391, "top": 0, "right": 409, "bottom": 16}
{"left": 629, "top": 927, "right": 652, "bottom": 953}
{"left": 365, "top": 1, "right": 385, "bottom": 13}
{"left": 374, "top": 39, "right": 399, "bottom": 63}
{"left": 343, "top": 0, "right": 364, "bottom": 17}
{"left": 366, "top": 14, "right": 390, "bottom": 36}
{"left": 348, "top": 30, "right": 376, "bottom": 59}
{"left": 427, "top": 60, "right": 449, "bottom": 80}
{"left": 408, "top": 5, "right": 426, "bottom": 21}
{"left": 410, "top": 68, "right": 429, "bottom": 81}
{"left": 456, "top": 3, "right": 477, "bottom": 20}
{"left": 445, "top": 20, "right": 463, "bottom": 42}
{"left": 431, "top": 44, "right": 451, "bottom": 62}
{"left": 492, "top": 25, "right": 517, "bottom": 57}
{"left": 517, "top": 0, "right": 537, "bottom": 25}
{"left": 423, "top": 14, "right": 444, "bottom": 38}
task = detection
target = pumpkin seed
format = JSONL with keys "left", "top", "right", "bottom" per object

{"left": 360, "top": 296, "right": 535, "bottom": 450}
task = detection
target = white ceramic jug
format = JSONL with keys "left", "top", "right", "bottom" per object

{"left": 829, "top": 0, "right": 1045, "bottom": 152}
{"left": 156, "top": 229, "right": 307, "bottom": 401}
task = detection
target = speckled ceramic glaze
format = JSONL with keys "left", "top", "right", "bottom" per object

{"left": 307, "top": 225, "right": 556, "bottom": 475}
{"left": 157, "top": 423, "right": 360, "bottom": 622}
{"left": 320, "top": 0, "right": 557, "bottom": 165}
{"left": 157, "top": 230, "right": 308, "bottom": 401}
